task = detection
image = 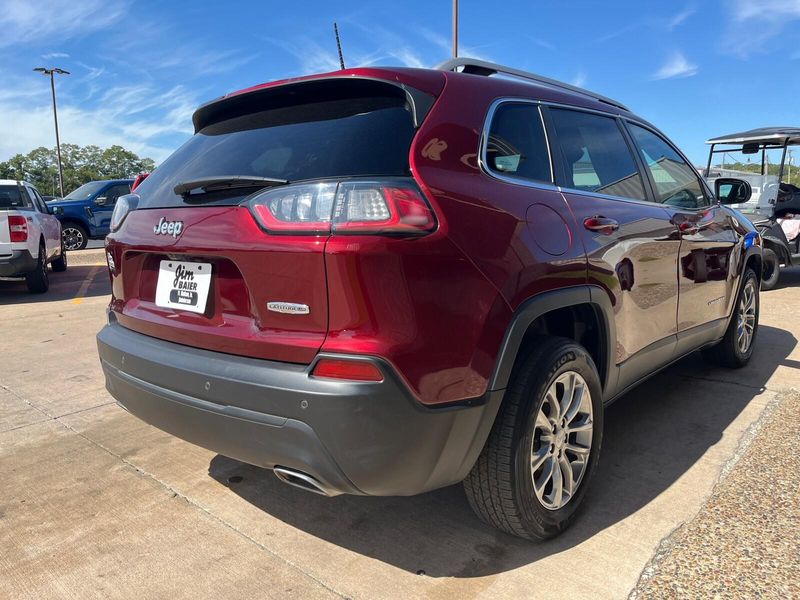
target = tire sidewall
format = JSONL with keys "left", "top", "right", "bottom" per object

{"left": 512, "top": 342, "right": 604, "bottom": 537}
{"left": 761, "top": 249, "right": 779, "bottom": 290}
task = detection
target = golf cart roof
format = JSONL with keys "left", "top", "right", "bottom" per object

{"left": 706, "top": 127, "right": 800, "bottom": 145}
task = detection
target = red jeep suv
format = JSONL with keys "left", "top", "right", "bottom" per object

{"left": 97, "top": 58, "right": 761, "bottom": 540}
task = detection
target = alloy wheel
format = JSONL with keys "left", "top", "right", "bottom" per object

{"left": 737, "top": 280, "right": 757, "bottom": 353}
{"left": 62, "top": 227, "right": 84, "bottom": 251}
{"left": 531, "top": 371, "right": 593, "bottom": 511}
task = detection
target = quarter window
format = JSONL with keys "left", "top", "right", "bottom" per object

{"left": 549, "top": 108, "right": 646, "bottom": 201}
{"left": 628, "top": 124, "right": 708, "bottom": 209}
{"left": 485, "top": 103, "right": 552, "bottom": 184}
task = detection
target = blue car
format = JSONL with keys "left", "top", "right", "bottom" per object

{"left": 50, "top": 179, "right": 133, "bottom": 249}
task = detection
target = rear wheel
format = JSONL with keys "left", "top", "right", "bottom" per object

{"left": 760, "top": 248, "right": 779, "bottom": 291}
{"left": 464, "top": 336, "right": 603, "bottom": 540}
{"left": 62, "top": 223, "right": 88, "bottom": 251}
{"left": 51, "top": 241, "right": 68, "bottom": 272}
{"left": 25, "top": 242, "right": 49, "bottom": 294}
{"left": 703, "top": 268, "right": 759, "bottom": 368}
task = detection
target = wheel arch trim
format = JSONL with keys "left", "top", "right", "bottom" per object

{"left": 487, "top": 286, "right": 617, "bottom": 399}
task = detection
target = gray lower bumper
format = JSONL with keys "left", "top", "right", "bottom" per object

{"left": 96, "top": 318, "right": 502, "bottom": 496}
{"left": 0, "top": 249, "right": 36, "bottom": 277}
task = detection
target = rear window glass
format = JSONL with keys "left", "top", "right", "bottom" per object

{"left": 485, "top": 103, "right": 552, "bottom": 184}
{"left": 0, "top": 184, "right": 31, "bottom": 210}
{"left": 136, "top": 94, "right": 416, "bottom": 208}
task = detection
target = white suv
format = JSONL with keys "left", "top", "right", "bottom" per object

{"left": 0, "top": 179, "right": 66, "bottom": 293}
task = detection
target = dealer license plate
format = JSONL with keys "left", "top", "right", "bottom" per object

{"left": 154, "top": 260, "right": 212, "bottom": 314}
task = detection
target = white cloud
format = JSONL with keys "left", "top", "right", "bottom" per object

{"left": 41, "top": 52, "right": 70, "bottom": 60}
{"left": 529, "top": 37, "right": 556, "bottom": 51}
{"left": 651, "top": 52, "right": 698, "bottom": 80}
{"left": 571, "top": 71, "right": 588, "bottom": 87}
{"left": 668, "top": 7, "right": 696, "bottom": 29}
{"left": 0, "top": 0, "right": 129, "bottom": 47}
{"left": 0, "top": 80, "right": 195, "bottom": 163}
{"left": 724, "top": 0, "right": 800, "bottom": 55}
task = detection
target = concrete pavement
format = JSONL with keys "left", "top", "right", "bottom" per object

{"left": 1, "top": 261, "right": 798, "bottom": 599}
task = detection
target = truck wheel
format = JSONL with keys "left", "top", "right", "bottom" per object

{"left": 464, "top": 336, "right": 603, "bottom": 540}
{"left": 702, "top": 268, "right": 759, "bottom": 368}
{"left": 25, "top": 242, "right": 50, "bottom": 294}
{"left": 760, "top": 248, "right": 779, "bottom": 291}
{"left": 51, "top": 241, "right": 68, "bottom": 272}
{"left": 62, "top": 224, "right": 88, "bottom": 250}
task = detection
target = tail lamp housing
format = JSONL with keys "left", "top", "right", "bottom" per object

{"left": 8, "top": 215, "right": 28, "bottom": 242}
{"left": 109, "top": 194, "right": 139, "bottom": 232}
{"left": 246, "top": 179, "right": 436, "bottom": 236}
{"left": 310, "top": 358, "right": 384, "bottom": 382}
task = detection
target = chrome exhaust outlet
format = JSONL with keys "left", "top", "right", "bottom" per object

{"left": 273, "top": 467, "right": 338, "bottom": 496}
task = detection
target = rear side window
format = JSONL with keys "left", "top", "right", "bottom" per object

{"left": 549, "top": 108, "right": 646, "bottom": 201}
{"left": 484, "top": 103, "right": 551, "bottom": 184}
{"left": 0, "top": 184, "right": 32, "bottom": 210}
{"left": 136, "top": 83, "right": 418, "bottom": 209}
{"left": 627, "top": 124, "right": 709, "bottom": 209}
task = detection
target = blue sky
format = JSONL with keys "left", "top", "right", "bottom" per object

{"left": 2, "top": 0, "right": 799, "bottom": 166}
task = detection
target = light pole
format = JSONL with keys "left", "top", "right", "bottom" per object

{"left": 452, "top": 0, "right": 458, "bottom": 58}
{"left": 33, "top": 67, "right": 69, "bottom": 198}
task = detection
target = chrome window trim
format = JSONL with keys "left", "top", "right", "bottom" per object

{"left": 478, "top": 97, "right": 559, "bottom": 192}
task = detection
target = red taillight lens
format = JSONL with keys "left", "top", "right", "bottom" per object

{"left": 310, "top": 358, "right": 384, "bottom": 382}
{"left": 332, "top": 183, "right": 436, "bottom": 234}
{"left": 8, "top": 215, "right": 28, "bottom": 242}
{"left": 247, "top": 179, "right": 436, "bottom": 236}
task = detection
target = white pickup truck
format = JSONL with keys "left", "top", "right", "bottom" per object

{"left": 0, "top": 179, "right": 66, "bottom": 293}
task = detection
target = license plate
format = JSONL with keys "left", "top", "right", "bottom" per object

{"left": 155, "top": 260, "right": 212, "bottom": 314}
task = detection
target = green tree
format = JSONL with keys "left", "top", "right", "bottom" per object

{"left": 0, "top": 144, "right": 155, "bottom": 196}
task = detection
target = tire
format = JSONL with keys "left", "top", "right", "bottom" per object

{"left": 463, "top": 336, "right": 603, "bottom": 540}
{"left": 25, "top": 242, "right": 49, "bottom": 294}
{"left": 702, "top": 267, "right": 759, "bottom": 368}
{"left": 51, "top": 241, "right": 68, "bottom": 272}
{"left": 62, "top": 223, "right": 88, "bottom": 251}
{"left": 760, "top": 248, "right": 780, "bottom": 291}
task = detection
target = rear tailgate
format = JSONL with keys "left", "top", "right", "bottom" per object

{"left": 0, "top": 211, "right": 10, "bottom": 257}
{"left": 108, "top": 205, "right": 328, "bottom": 363}
{"left": 106, "top": 71, "right": 443, "bottom": 364}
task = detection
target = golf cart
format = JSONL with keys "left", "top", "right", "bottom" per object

{"left": 705, "top": 127, "right": 800, "bottom": 289}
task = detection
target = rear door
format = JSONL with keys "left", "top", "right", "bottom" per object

{"left": 545, "top": 106, "right": 681, "bottom": 389}
{"left": 625, "top": 122, "right": 738, "bottom": 345}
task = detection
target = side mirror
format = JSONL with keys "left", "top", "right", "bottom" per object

{"left": 715, "top": 178, "right": 752, "bottom": 205}
{"left": 51, "top": 205, "right": 63, "bottom": 215}
{"left": 94, "top": 195, "right": 108, "bottom": 206}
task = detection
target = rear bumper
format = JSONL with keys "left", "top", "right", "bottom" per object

{"left": 0, "top": 249, "right": 37, "bottom": 277}
{"left": 96, "top": 317, "right": 502, "bottom": 496}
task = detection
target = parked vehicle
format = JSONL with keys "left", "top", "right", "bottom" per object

{"left": 96, "top": 59, "right": 762, "bottom": 540}
{"left": 0, "top": 179, "right": 67, "bottom": 292}
{"left": 705, "top": 128, "right": 800, "bottom": 289}
{"left": 50, "top": 179, "right": 133, "bottom": 250}
{"left": 131, "top": 172, "right": 150, "bottom": 192}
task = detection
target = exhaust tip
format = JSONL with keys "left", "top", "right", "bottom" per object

{"left": 273, "top": 466, "right": 336, "bottom": 496}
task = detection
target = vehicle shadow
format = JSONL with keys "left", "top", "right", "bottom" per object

{"left": 0, "top": 263, "right": 109, "bottom": 304}
{"left": 208, "top": 324, "right": 796, "bottom": 578}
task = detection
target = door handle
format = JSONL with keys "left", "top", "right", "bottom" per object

{"left": 26, "top": 216, "right": 33, "bottom": 222}
{"left": 583, "top": 216, "right": 619, "bottom": 234}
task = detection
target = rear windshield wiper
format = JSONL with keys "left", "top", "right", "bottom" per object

{"left": 174, "top": 176, "right": 289, "bottom": 198}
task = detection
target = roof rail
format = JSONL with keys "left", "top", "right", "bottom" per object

{"left": 435, "top": 57, "right": 629, "bottom": 112}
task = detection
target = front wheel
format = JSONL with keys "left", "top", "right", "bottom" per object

{"left": 62, "top": 224, "right": 88, "bottom": 251}
{"left": 703, "top": 268, "right": 759, "bottom": 368}
{"left": 760, "top": 248, "right": 780, "bottom": 291}
{"left": 464, "top": 336, "right": 603, "bottom": 540}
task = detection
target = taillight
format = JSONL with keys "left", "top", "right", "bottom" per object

{"left": 8, "top": 215, "right": 28, "bottom": 242}
{"left": 310, "top": 358, "right": 384, "bottom": 382}
{"left": 109, "top": 194, "right": 139, "bottom": 232}
{"left": 247, "top": 179, "right": 436, "bottom": 236}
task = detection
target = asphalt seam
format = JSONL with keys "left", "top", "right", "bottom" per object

{"left": 0, "top": 382, "right": 348, "bottom": 599}
{"left": 0, "top": 396, "right": 116, "bottom": 433}
{"left": 627, "top": 387, "right": 789, "bottom": 599}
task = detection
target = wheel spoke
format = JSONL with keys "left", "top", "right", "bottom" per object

{"left": 559, "top": 456, "right": 574, "bottom": 498}
{"left": 564, "top": 382, "right": 585, "bottom": 424}
{"left": 566, "top": 418, "right": 592, "bottom": 434}
{"left": 565, "top": 442, "right": 591, "bottom": 456}
{"left": 558, "top": 373, "right": 575, "bottom": 420}
{"left": 534, "top": 456, "right": 556, "bottom": 499}
{"left": 531, "top": 445, "right": 550, "bottom": 472}
{"left": 536, "top": 410, "right": 553, "bottom": 433}
{"left": 550, "top": 458, "right": 563, "bottom": 507}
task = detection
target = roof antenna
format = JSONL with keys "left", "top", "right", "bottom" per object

{"left": 333, "top": 22, "right": 346, "bottom": 69}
